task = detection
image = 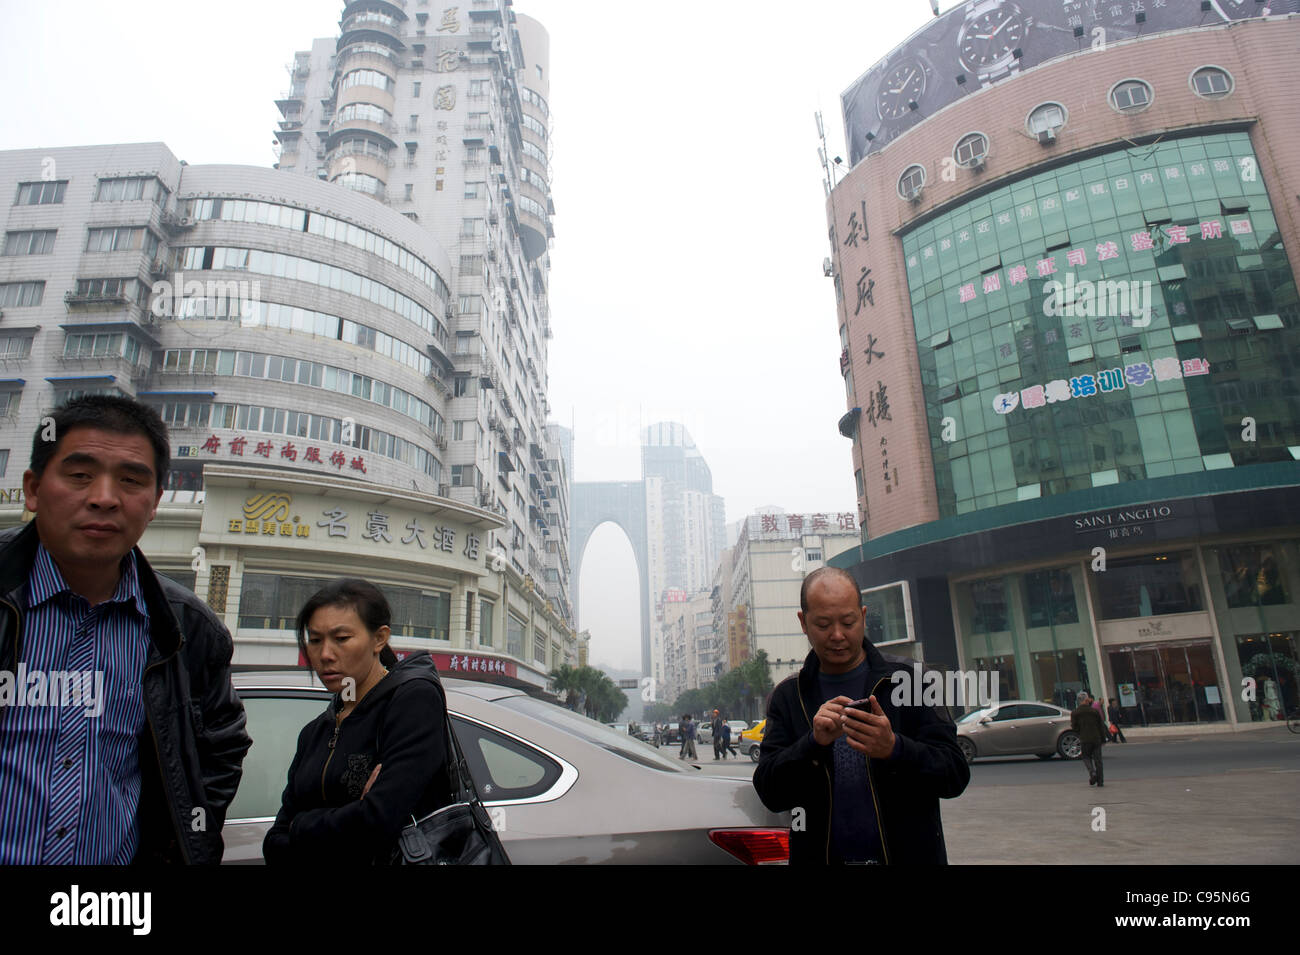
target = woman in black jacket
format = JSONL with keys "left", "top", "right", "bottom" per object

{"left": 263, "top": 578, "right": 452, "bottom": 865}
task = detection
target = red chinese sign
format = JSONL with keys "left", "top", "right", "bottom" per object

{"left": 176, "top": 433, "right": 366, "bottom": 473}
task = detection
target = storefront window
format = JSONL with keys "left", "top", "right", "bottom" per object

{"left": 973, "top": 654, "right": 1019, "bottom": 701}
{"left": 237, "top": 573, "right": 449, "bottom": 639}
{"left": 1023, "top": 568, "right": 1078, "bottom": 627}
{"left": 1031, "top": 649, "right": 1089, "bottom": 708}
{"left": 863, "top": 582, "right": 911, "bottom": 644}
{"left": 1235, "top": 632, "right": 1300, "bottom": 723}
{"left": 479, "top": 600, "right": 494, "bottom": 646}
{"left": 507, "top": 612, "right": 526, "bottom": 658}
{"left": 1094, "top": 551, "right": 1203, "bottom": 619}
{"left": 1219, "top": 544, "right": 1289, "bottom": 608}
{"left": 968, "top": 579, "right": 1009, "bottom": 632}
{"left": 387, "top": 586, "right": 450, "bottom": 641}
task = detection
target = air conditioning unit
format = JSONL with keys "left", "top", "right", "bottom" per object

{"left": 822, "top": 257, "right": 833, "bottom": 277}
{"left": 905, "top": 186, "right": 923, "bottom": 204}
{"left": 970, "top": 157, "right": 986, "bottom": 172}
{"left": 434, "top": 435, "right": 447, "bottom": 450}
{"left": 1037, "top": 128, "right": 1057, "bottom": 145}
{"left": 438, "top": 483, "right": 451, "bottom": 497}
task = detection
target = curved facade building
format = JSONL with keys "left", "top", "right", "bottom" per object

{"left": 828, "top": 10, "right": 1300, "bottom": 731}
{"left": 0, "top": 139, "right": 575, "bottom": 686}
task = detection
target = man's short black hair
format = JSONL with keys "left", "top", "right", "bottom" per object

{"left": 799, "top": 566, "right": 862, "bottom": 614}
{"left": 30, "top": 395, "right": 170, "bottom": 491}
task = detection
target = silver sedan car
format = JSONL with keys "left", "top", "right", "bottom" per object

{"left": 222, "top": 670, "right": 789, "bottom": 864}
{"left": 955, "top": 700, "right": 1082, "bottom": 762}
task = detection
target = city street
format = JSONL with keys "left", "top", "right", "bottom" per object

{"left": 656, "top": 728, "right": 1300, "bottom": 863}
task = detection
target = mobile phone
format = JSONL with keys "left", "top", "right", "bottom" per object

{"left": 846, "top": 696, "right": 874, "bottom": 713}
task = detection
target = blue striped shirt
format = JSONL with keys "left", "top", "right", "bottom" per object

{"left": 0, "top": 545, "right": 151, "bottom": 864}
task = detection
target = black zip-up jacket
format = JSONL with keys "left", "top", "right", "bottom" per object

{"left": 0, "top": 522, "right": 252, "bottom": 864}
{"left": 753, "top": 643, "right": 970, "bottom": 864}
{"left": 263, "top": 651, "right": 452, "bottom": 865}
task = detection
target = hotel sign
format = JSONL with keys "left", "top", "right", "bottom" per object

{"left": 201, "top": 488, "right": 488, "bottom": 571}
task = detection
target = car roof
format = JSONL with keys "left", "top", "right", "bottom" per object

{"left": 230, "top": 667, "right": 527, "bottom": 703}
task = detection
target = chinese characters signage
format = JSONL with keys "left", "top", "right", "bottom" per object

{"left": 947, "top": 215, "right": 1251, "bottom": 307}
{"left": 751, "top": 512, "right": 857, "bottom": 538}
{"left": 178, "top": 434, "right": 367, "bottom": 475}
{"left": 992, "top": 357, "right": 1209, "bottom": 416}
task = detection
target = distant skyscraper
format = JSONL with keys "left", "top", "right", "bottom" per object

{"left": 570, "top": 421, "right": 726, "bottom": 676}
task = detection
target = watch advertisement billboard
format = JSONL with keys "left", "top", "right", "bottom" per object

{"left": 841, "top": 0, "right": 1300, "bottom": 166}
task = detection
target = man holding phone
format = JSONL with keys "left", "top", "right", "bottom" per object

{"left": 753, "top": 567, "right": 969, "bottom": 864}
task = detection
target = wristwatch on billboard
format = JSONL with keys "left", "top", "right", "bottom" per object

{"left": 957, "top": 0, "right": 1027, "bottom": 87}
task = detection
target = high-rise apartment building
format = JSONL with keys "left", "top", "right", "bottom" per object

{"left": 274, "top": 0, "right": 566, "bottom": 612}
{"left": 0, "top": 1, "right": 574, "bottom": 687}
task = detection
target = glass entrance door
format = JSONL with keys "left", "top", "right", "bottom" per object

{"left": 1106, "top": 642, "right": 1224, "bottom": 725}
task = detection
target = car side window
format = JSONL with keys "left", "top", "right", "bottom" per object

{"left": 990, "top": 705, "right": 1023, "bottom": 721}
{"left": 451, "top": 716, "right": 562, "bottom": 802}
{"left": 228, "top": 694, "right": 331, "bottom": 821}
{"left": 1019, "top": 704, "right": 1059, "bottom": 719}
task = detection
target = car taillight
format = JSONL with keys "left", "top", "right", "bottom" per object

{"left": 708, "top": 828, "right": 789, "bottom": 865}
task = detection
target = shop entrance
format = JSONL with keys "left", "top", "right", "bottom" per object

{"left": 1106, "top": 642, "right": 1224, "bottom": 726}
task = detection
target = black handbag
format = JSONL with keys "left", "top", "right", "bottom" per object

{"left": 393, "top": 688, "right": 511, "bottom": 865}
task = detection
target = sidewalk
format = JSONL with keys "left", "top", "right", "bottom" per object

{"left": 1113, "top": 720, "right": 1289, "bottom": 742}
{"left": 943, "top": 768, "right": 1300, "bottom": 864}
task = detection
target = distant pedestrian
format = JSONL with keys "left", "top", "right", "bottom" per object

{"left": 683, "top": 714, "right": 698, "bottom": 760}
{"left": 1071, "top": 692, "right": 1107, "bottom": 787}
{"left": 720, "top": 719, "right": 735, "bottom": 759}
{"left": 711, "top": 709, "right": 724, "bottom": 760}
{"left": 1107, "top": 699, "right": 1127, "bottom": 743}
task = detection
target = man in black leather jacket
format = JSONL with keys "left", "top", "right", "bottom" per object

{"left": 753, "top": 567, "right": 969, "bottom": 864}
{"left": 0, "top": 396, "right": 251, "bottom": 864}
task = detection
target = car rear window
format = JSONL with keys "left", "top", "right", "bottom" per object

{"left": 497, "top": 697, "right": 691, "bottom": 772}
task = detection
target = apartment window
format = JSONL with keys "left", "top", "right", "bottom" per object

{"left": 1109, "top": 79, "right": 1152, "bottom": 113}
{"left": 453, "top": 420, "right": 466, "bottom": 440}
{"left": 405, "top": 183, "right": 414, "bottom": 201}
{"left": 953, "top": 132, "right": 989, "bottom": 168}
{"left": 413, "top": 81, "right": 421, "bottom": 97}
{"left": 340, "top": 69, "right": 394, "bottom": 93}
{"left": 469, "top": 79, "right": 489, "bottom": 97}
{"left": 95, "top": 177, "right": 158, "bottom": 202}
{"left": 465, "top": 146, "right": 484, "bottom": 164}
{"left": 3, "top": 230, "right": 56, "bottom": 255}
{"left": 479, "top": 599, "right": 494, "bottom": 646}
{"left": 464, "top": 181, "right": 484, "bottom": 199}
{"left": 15, "top": 181, "right": 67, "bottom": 205}
{"left": 1027, "top": 102, "right": 1066, "bottom": 135}
{"left": 0, "top": 449, "right": 9, "bottom": 474}
{"left": 72, "top": 277, "right": 135, "bottom": 300}
{"left": 1191, "top": 66, "right": 1233, "bottom": 99}
{"left": 897, "top": 164, "right": 926, "bottom": 200}
{"left": 85, "top": 226, "right": 155, "bottom": 254}
{"left": 460, "top": 217, "right": 484, "bottom": 238}
{"left": 409, "top": 114, "right": 419, "bottom": 133}
{"left": 0, "top": 282, "right": 44, "bottom": 307}
{"left": 453, "top": 375, "right": 477, "bottom": 397}
{"left": 0, "top": 335, "right": 33, "bottom": 359}
{"left": 459, "top": 294, "right": 482, "bottom": 314}
{"left": 64, "top": 332, "right": 123, "bottom": 358}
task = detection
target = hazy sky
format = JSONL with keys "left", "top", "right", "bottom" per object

{"left": 0, "top": 0, "right": 959, "bottom": 672}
